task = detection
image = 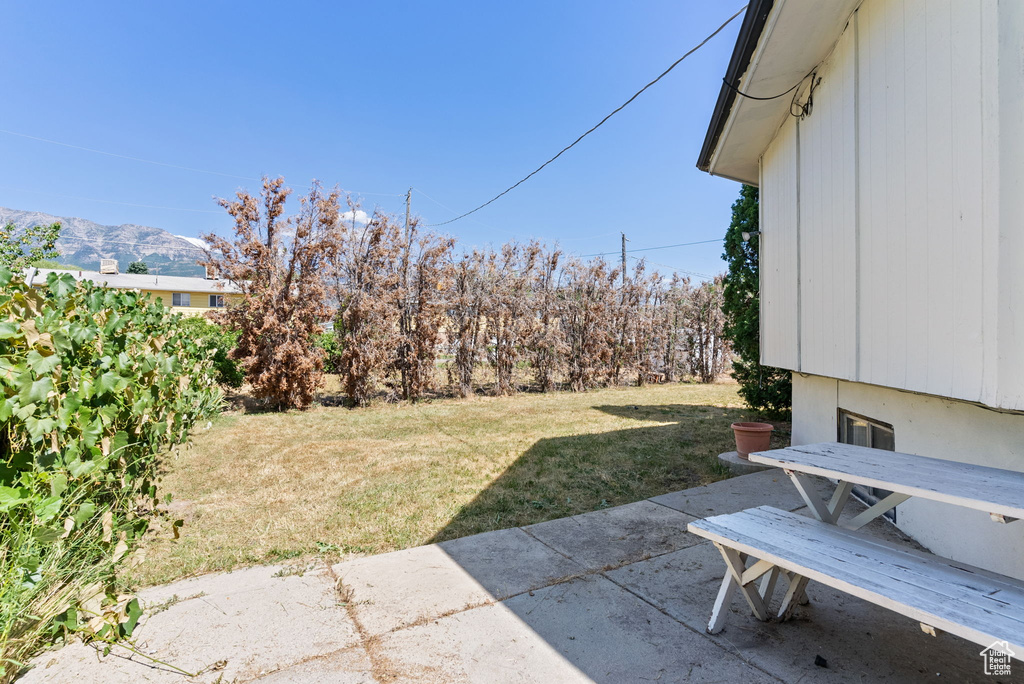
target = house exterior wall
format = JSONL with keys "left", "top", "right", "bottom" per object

{"left": 758, "top": 122, "right": 799, "bottom": 371}
{"left": 142, "top": 289, "right": 234, "bottom": 317}
{"left": 792, "top": 373, "right": 1024, "bottom": 580}
{"left": 759, "top": 0, "right": 1024, "bottom": 411}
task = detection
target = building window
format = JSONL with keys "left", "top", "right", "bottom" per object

{"left": 172, "top": 293, "right": 191, "bottom": 307}
{"left": 838, "top": 410, "right": 896, "bottom": 520}
{"left": 209, "top": 294, "right": 225, "bottom": 308}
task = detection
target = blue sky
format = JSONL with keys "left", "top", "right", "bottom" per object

{"left": 1, "top": 1, "right": 746, "bottom": 279}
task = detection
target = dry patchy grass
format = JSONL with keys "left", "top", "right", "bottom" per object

{"left": 131, "top": 381, "right": 789, "bottom": 587}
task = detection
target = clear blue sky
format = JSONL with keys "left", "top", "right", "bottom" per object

{"left": 1, "top": 1, "right": 747, "bottom": 280}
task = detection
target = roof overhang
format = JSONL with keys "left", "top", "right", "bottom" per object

{"left": 696, "top": 0, "right": 861, "bottom": 185}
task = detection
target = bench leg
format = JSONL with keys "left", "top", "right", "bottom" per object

{"left": 827, "top": 480, "right": 855, "bottom": 521}
{"left": 759, "top": 566, "right": 781, "bottom": 608}
{"left": 778, "top": 574, "right": 810, "bottom": 620}
{"left": 714, "top": 544, "right": 770, "bottom": 622}
{"left": 842, "top": 492, "right": 911, "bottom": 531}
{"left": 785, "top": 470, "right": 837, "bottom": 523}
{"left": 708, "top": 568, "right": 739, "bottom": 634}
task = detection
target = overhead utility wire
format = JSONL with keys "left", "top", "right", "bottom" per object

{"left": 54, "top": 236, "right": 206, "bottom": 252}
{"left": 628, "top": 254, "right": 715, "bottom": 280}
{"left": 580, "top": 237, "right": 722, "bottom": 258}
{"left": 0, "top": 186, "right": 224, "bottom": 214}
{"left": 423, "top": 5, "right": 748, "bottom": 227}
{"left": 0, "top": 129, "right": 261, "bottom": 182}
{"left": 0, "top": 128, "right": 404, "bottom": 197}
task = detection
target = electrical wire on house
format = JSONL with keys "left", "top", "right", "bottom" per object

{"left": 422, "top": 4, "right": 748, "bottom": 227}
{"left": 722, "top": 73, "right": 804, "bottom": 101}
{"left": 723, "top": 66, "right": 823, "bottom": 118}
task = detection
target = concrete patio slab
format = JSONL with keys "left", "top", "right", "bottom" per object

{"left": 649, "top": 468, "right": 832, "bottom": 517}
{"left": 334, "top": 527, "right": 583, "bottom": 637}
{"left": 21, "top": 566, "right": 361, "bottom": 684}
{"left": 20, "top": 471, "right": 1009, "bottom": 683}
{"left": 376, "top": 573, "right": 777, "bottom": 684}
{"left": 524, "top": 500, "right": 698, "bottom": 572}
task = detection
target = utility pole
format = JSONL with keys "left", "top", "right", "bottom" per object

{"left": 405, "top": 187, "right": 412, "bottom": 244}
{"left": 400, "top": 187, "right": 414, "bottom": 399}
{"left": 621, "top": 232, "right": 628, "bottom": 288}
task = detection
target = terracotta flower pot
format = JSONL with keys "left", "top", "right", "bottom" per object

{"left": 730, "top": 422, "right": 774, "bottom": 460}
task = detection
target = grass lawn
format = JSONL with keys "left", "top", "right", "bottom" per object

{"left": 130, "top": 381, "right": 789, "bottom": 587}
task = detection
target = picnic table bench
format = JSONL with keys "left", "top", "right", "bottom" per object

{"left": 686, "top": 442, "right": 1024, "bottom": 656}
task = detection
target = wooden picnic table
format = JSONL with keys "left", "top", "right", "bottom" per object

{"left": 688, "top": 441, "right": 1024, "bottom": 654}
{"left": 748, "top": 442, "right": 1024, "bottom": 528}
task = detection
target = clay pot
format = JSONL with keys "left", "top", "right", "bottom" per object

{"left": 730, "top": 422, "right": 774, "bottom": 460}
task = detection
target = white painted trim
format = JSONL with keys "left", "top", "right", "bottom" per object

{"left": 708, "top": 0, "right": 790, "bottom": 175}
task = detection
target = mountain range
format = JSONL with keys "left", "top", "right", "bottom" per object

{"left": 0, "top": 207, "right": 207, "bottom": 277}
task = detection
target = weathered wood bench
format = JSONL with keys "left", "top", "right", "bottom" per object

{"left": 687, "top": 442, "right": 1024, "bottom": 658}
{"left": 687, "top": 506, "right": 1024, "bottom": 653}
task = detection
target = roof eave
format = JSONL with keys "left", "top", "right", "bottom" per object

{"left": 696, "top": 0, "right": 775, "bottom": 174}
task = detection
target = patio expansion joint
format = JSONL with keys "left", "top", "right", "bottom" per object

{"left": 518, "top": 522, "right": 701, "bottom": 575}
{"left": 516, "top": 523, "right": 783, "bottom": 678}
{"left": 595, "top": 547, "right": 788, "bottom": 684}
{"left": 323, "top": 561, "right": 397, "bottom": 684}
{"left": 232, "top": 644, "right": 370, "bottom": 684}
{"left": 645, "top": 495, "right": 704, "bottom": 518}
{"left": 647, "top": 493, "right": 813, "bottom": 519}
{"left": 328, "top": 533, "right": 592, "bottom": 645}
{"left": 517, "top": 524, "right": 604, "bottom": 574}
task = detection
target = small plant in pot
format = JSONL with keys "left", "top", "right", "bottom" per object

{"left": 731, "top": 422, "right": 774, "bottom": 460}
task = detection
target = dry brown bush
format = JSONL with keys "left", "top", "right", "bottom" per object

{"left": 205, "top": 178, "right": 731, "bottom": 408}
{"left": 201, "top": 177, "right": 341, "bottom": 410}
{"left": 333, "top": 205, "right": 404, "bottom": 406}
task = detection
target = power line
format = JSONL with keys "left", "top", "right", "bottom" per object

{"left": 580, "top": 237, "right": 722, "bottom": 258}
{"left": 0, "top": 186, "right": 224, "bottom": 214}
{"left": 413, "top": 186, "right": 532, "bottom": 239}
{"left": 423, "top": 5, "right": 747, "bottom": 228}
{"left": 412, "top": 187, "right": 464, "bottom": 218}
{"left": 0, "top": 129, "right": 261, "bottom": 182}
{"left": 54, "top": 235, "right": 206, "bottom": 252}
{"left": 628, "top": 255, "right": 716, "bottom": 280}
{"left": 0, "top": 129, "right": 405, "bottom": 197}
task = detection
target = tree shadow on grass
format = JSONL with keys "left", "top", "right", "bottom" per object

{"left": 426, "top": 402, "right": 783, "bottom": 545}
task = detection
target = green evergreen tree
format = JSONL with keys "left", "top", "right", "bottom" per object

{"left": 721, "top": 185, "right": 791, "bottom": 418}
{"left": 127, "top": 260, "right": 149, "bottom": 274}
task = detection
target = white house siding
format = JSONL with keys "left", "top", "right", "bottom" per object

{"left": 792, "top": 373, "right": 1024, "bottom": 581}
{"left": 993, "top": 1, "right": 1024, "bottom": 410}
{"left": 758, "top": 0, "right": 1024, "bottom": 411}
{"left": 798, "top": 24, "right": 858, "bottom": 381}
{"left": 759, "top": 123, "right": 799, "bottom": 371}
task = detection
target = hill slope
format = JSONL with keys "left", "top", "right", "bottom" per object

{"left": 0, "top": 207, "right": 207, "bottom": 276}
